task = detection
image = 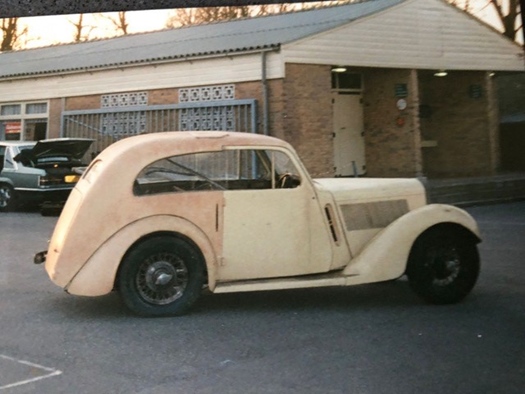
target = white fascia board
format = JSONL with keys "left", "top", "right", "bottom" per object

{"left": 0, "top": 51, "right": 285, "bottom": 103}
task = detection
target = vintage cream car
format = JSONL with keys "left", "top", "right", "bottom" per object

{"left": 36, "top": 132, "right": 481, "bottom": 316}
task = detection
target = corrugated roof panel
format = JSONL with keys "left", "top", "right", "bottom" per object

{"left": 0, "top": 0, "right": 404, "bottom": 78}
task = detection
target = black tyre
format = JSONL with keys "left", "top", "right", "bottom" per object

{"left": 406, "top": 228, "right": 480, "bottom": 304}
{"left": 118, "top": 236, "right": 205, "bottom": 316}
{"left": 0, "top": 184, "right": 14, "bottom": 212}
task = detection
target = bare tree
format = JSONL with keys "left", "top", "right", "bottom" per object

{"left": 69, "top": 14, "right": 96, "bottom": 42}
{"left": 1, "top": 17, "right": 28, "bottom": 51}
{"left": 102, "top": 11, "right": 130, "bottom": 35}
{"left": 255, "top": 3, "right": 296, "bottom": 17}
{"left": 449, "top": 0, "right": 522, "bottom": 41}
{"left": 449, "top": 0, "right": 474, "bottom": 12}
{"left": 166, "top": 6, "right": 254, "bottom": 28}
{"left": 489, "top": 0, "right": 522, "bottom": 41}
{"left": 166, "top": 8, "right": 199, "bottom": 28}
{"left": 165, "top": 1, "right": 357, "bottom": 28}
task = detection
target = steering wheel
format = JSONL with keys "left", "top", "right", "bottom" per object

{"left": 278, "top": 173, "right": 293, "bottom": 188}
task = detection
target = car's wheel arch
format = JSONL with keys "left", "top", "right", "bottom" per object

{"left": 342, "top": 204, "right": 481, "bottom": 283}
{"left": 0, "top": 181, "right": 16, "bottom": 211}
{"left": 65, "top": 215, "right": 218, "bottom": 297}
{"left": 405, "top": 221, "right": 481, "bottom": 281}
{"left": 0, "top": 178, "right": 15, "bottom": 188}
{"left": 410, "top": 222, "right": 481, "bottom": 252}
{"left": 115, "top": 230, "right": 208, "bottom": 290}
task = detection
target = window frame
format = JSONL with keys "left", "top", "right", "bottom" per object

{"left": 0, "top": 101, "right": 49, "bottom": 141}
{"left": 133, "top": 147, "right": 303, "bottom": 196}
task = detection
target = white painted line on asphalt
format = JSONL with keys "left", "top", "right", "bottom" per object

{"left": 0, "top": 354, "right": 62, "bottom": 390}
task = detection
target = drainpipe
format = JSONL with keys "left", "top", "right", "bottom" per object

{"left": 60, "top": 97, "right": 66, "bottom": 138}
{"left": 261, "top": 50, "right": 269, "bottom": 135}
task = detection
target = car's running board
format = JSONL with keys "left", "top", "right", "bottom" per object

{"left": 213, "top": 272, "right": 356, "bottom": 294}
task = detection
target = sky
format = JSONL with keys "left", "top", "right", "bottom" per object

{"left": 13, "top": 1, "right": 523, "bottom": 49}
{"left": 18, "top": 9, "right": 174, "bottom": 49}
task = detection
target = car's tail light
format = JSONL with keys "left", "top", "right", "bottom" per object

{"left": 65, "top": 175, "right": 80, "bottom": 183}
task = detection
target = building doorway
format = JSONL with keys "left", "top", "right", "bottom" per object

{"left": 332, "top": 70, "right": 365, "bottom": 176}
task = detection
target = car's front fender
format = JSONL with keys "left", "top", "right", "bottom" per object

{"left": 66, "top": 215, "right": 218, "bottom": 296}
{"left": 342, "top": 204, "right": 480, "bottom": 284}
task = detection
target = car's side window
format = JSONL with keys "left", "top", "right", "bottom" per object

{"left": 134, "top": 148, "right": 301, "bottom": 196}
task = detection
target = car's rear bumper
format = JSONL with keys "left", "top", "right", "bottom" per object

{"left": 14, "top": 187, "right": 73, "bottom": 204}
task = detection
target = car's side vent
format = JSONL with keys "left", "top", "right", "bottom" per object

{"left": 324, "top": 204, "right": 340, "bottom": 244}
{"left": 340, "top": 200, "right": 409, "bottom": 231}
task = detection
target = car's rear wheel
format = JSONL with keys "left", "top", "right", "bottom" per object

{"left": 0, "top": 184, "right": 14, "bottom": 212}
{"left": 118, "top": 236, "right": 205, "bottom": 316}
{"left": 406, "top": 228, "right": 480, "bottom": 304}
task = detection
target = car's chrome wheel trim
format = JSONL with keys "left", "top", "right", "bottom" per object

{"left": 136, "top": 253, "right": 188, "bottom": 305}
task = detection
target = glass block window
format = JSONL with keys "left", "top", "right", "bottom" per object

{"left": 1, "top": 104, "right": 21, "bottom": 116}
{"left": 179, "top": 85, "right": 235, "bottom": 103}
{"left": 179, "top": 106, "right": 235, "bottom": 131}
{"left": 101, "top": 112, "right": 147, "bottom": 137}
{"left": 26, "top": 103, "right": 48, "bottom": 114}
{"left": 101, "top": 92, "right": 148, "bottom": 108}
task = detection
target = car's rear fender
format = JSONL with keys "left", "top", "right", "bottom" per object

{"left": 66, "top": 215, "right": 218, "bottom": 296}
{"left": 0, "top": 177, "right": 15, "bottom": 188}
{"left": 342, "top": 204, "right": 481, "bottom": 283}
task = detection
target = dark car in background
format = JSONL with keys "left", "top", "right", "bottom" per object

{"left": 0, "top": 138, "right": 93, "bottom": 213}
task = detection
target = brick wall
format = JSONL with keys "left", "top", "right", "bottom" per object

{"left": 54, "top": 67, "right": 498, "bottom": 180}
{"left": 282, "top": 63, "right": 333, "bottom": 178}
{"left": 362, "top": 68, "right": 422, "bottom": 178}
{"left": 47, "top": 98, "right": 62, "bottom": 139}
{"left": 150, "top": 80, "right": 286, "bottom": 138}
{"left": 65, "top": 95, "right": 101, "bottom": 111}
{"left": 232, "top": 79, "right": 285, "bottom": 138}
{"left": 419, "top": 71, "right": 497, "bottom": 178}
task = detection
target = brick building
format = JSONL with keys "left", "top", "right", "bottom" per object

{"left": 498, "top": 73, "right": 525, "bottom": 172}
{"left": 0, "top": 0, "right": 523, "bottom": 179}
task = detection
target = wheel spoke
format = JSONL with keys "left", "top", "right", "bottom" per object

{"left": 136, "top": 253, "right": 189, "bottom": 305}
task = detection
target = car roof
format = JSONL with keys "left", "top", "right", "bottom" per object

{"left": 104, "top": 131, "right": 290, "bottom": 155}
{"left": 96, "top": 131, "right": 294, "bottom": 169}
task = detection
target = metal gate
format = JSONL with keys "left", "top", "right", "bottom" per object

{"left": 61, "top": 99, "right": 257, "bottom": 159}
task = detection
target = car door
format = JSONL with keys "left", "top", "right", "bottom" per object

{"left": 218, "top": 148, "right": 332, "bottom": 282}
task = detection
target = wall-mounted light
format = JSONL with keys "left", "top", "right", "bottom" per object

{"left": 434, "top": 70, "right": 448, "bottom": 77}
{"left": 489, "top": 72, "right": 496, "bottom": 77}
{"left": 331, "top": 66, "right": 347, "bottom": 73}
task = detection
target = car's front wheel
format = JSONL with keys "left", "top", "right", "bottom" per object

{"left": 406, "top": 228, "right": 480, "bottom": 304}
{"left": 0, "top": 184, "right": 14, "bottom": 212}
{"left": 118, "top": 235, "right": 205, "bottom": 317}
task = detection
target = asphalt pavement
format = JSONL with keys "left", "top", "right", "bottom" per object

{"left": 0, "top": 202, "right": 524, "bottom": 393}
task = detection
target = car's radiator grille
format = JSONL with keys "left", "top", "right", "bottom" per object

{"left": 339, "top": 200, "right": 409, "bottom": 231}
